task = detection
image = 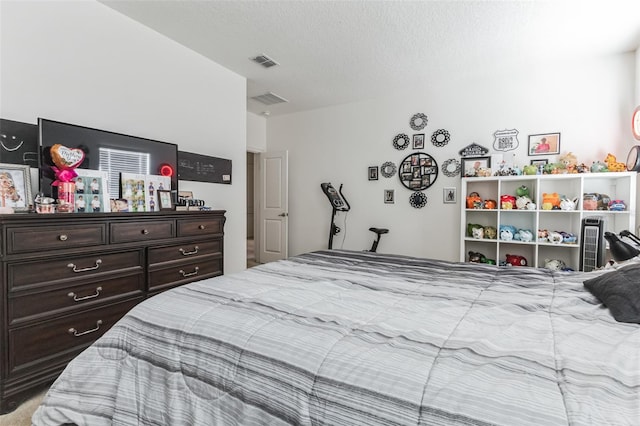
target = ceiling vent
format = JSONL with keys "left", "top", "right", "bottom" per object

{"left": 251, "top": 92, "right": 289, "bottom": 105}
{"left": 251, "top": 54, "right": 279, "bottom": 68}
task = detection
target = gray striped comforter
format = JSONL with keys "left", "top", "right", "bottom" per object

{"left": 33, "top": 250, "right": 639, "bottom": 425}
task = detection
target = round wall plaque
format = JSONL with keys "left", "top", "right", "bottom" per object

{"left": 398, "top": 152, "right": 438, "bottom": 191}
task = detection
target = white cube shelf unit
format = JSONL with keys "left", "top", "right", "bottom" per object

{"left": 460, "top": 172, "right": 638, "bottom": 269}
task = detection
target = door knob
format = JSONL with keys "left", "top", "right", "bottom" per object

{"left": 278, "top": 212, "right": 288, "bottom": 217}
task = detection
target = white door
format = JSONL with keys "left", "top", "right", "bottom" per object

{"left": 258, "top": 151, "right": 288, "bottom": 263}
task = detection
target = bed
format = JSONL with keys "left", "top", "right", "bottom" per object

{"left": 32, "top": 250, "right": 639, "bottom": 425}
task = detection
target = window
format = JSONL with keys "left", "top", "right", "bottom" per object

{"left": 99, "top": 147, "right": 149, "bottom": 197}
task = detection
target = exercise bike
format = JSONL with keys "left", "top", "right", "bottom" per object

{"left": 320, "top": 182, "right": 388, "bottom": 252}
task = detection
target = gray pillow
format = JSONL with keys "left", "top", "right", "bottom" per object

{"left": 584, "top": 264, "right": 640, "bottom": 324}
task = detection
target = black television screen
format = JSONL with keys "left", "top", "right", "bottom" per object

{"left": 38, "top": 118, "right": 178, "bottom": 199}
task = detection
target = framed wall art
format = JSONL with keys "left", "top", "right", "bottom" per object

{"left": 74, "top": 168, "right": 111, "bottom": 213}
{"left": 530, "top": 159, "right": 548, "bottom": 167}
{"left": 443, "top": 187, "right": 457, "bottom": 204}
{"left": 528, "top": 133, "right": 560, "bottom": 156}
{"left": 0, "top": 163, "right": 31, "bottom": 212}
{"left": 368, "top": 166, "right": 379, "bottom": 181}
{"left": 462, "top": 157, "right": 491, "bottom": 177}
{"left": 384, "top": 189, "right": 395, "bottom": 204}
{"left": 121, "top": 173, "right": 170, "bottom": 212}
{"left": 412, "top": 134, "right": 425, "bottom": 149}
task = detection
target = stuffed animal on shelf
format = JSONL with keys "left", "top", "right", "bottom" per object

{"left": 590, "top": 161, "right": 608, "bottom": 173}
{"left": 499, "top": 224, "right": 517, "bottom": 241}
{"left": 515, "top": 229, "right": 534, "bottom": 242}
{"left": 468, "top": 251, "right": 487, "bottom": 263}
{"left": 466, "top": 192, "right": 483, "bottom": 209}
{"left": 541, "top": 192, "right": 560, "bottom": 210}
{"left": 558, "top": 152, "right": 578, "bottom": 173}
{"left": 500, "top": 194, "right": 516, "bottom": 210}
{"left": 559, "top": 196, "right": 578, "bottom": 210}
{"left": 604, "top": 153, "right": 626, "bottom": 172}
{"left": 467, "top": 223, "right": 484, "bottom": 237}
{"left": 472, "top": 227, "right": 484, "bottom": 239}
{"left": 548, "top": 231, "right": 564, "bottom": 244}
{"left": 516, "top": 195, "right": 532, "bottom": 210}
{"left": 609, "top": 199, "right": 626, "bottom": 211}
{"left": 483, "top": 226, "right": 497, "bottom": 239}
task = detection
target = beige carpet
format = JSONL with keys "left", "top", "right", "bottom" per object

{"left": 0, "top": 390, "right": 46, "bottom": 426}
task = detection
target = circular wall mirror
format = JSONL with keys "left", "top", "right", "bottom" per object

{"left": 381, "top": 161, "right": 397, "bottom": 178}
{"left": 393, "top": 133, "right": 410, "bottom": 150}
{"left": 398, "top": 152, "right": 438, "bottom": 190}
{"left": 410, "top": 113, "right": 428, "bottom": 131}
{"left": 431, "top": 129, "right": 450, "bottom": 147}
{"left": 442, "top": 158, "right": 461, "bottom": 177}
{"left": 410, "top": 191, "right": 427, "bottom": 208}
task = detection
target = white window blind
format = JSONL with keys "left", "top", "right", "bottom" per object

{"left": 99, "top": 147, "right": 150, "bottom": 197}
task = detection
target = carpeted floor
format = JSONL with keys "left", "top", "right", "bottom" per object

{"left": 0, "top": 390, "right": 46, "bottom": 426}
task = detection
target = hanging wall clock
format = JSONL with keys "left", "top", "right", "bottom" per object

{"left": 431, "top": 129, "right": 450, "bottom": 147}
{"left": 409, "top": 113, "right": 428, "bottom": 131}
{"left": 393, "top": 133, "right": 410, "bottom": 150}
{"left": 409, "top": 191, "right": 427, "bottom": 208}
{"left": 398, "top": 152, "right": 438, "bottom": 190}
{"left": 626, "top": 106, "right": 640, "bottom": 171}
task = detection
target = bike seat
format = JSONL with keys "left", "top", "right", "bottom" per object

{"left": 369, "top": 227, "right": 389, "bottom": 235}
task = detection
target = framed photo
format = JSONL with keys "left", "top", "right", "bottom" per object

{"left": 384, "top": 189, "right": 395, "bottom": 204}
{"left": 121, "top": 173, "right": 170, "bottom": 212}
{"left": 157, "top": 190, "right": 173, "bottom": 211}
{"left": 412, "top": 134, "right": 425, "bottom": 149}
{"left": 461, "top": 156, "right": 491, "bottom": 177}
{"left": 530, "top": 159, "right": 548, "bottom": 166}
{"left": 368, "top": 166, "right": 378, "bottom": 181}
{"left": 443, "top": 187, "right": 457, "bottom": 204}
{"left": 0, "top": 163, "right": 32, "bottom": 212}
{"left": 74, "top": 169, "right": 111, "bottom": 213}
{"left": 528, "top": 133, "right": 560, "bottom": 156}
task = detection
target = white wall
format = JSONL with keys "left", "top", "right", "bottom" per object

{"left": 0, "top": 0, "right": 247, "bottom": 272}
{"left": 247, "top": 112, "right": 267, "bottom": 153}
{"left": 268, "top": 53, "right": 638, "bottom": 261}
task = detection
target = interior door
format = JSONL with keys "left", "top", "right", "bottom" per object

{"left": 258, "top": 151, "right": 288, "bottom": 263}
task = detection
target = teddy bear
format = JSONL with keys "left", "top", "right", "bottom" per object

{"left": 558, "top": 152, "right": 578, "bottom": 173}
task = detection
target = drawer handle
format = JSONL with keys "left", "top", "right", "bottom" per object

{"left": 198, "top": 225, "right": 206, "bottom": 230}
{"left": 179, "top": 246, "right": 199, "bottom": 256}
{"left": 179, "top": 266, "right": 199, "bottom": 278}
{"left": 68, "top": 320, "right": 103, "bottom": 337}
{"left": 67, "top": 259, "right": 102, "bottom": 273}
{"left": 68, "top": 286, "right": 103, "bottom": 302}
{"left": 141, "top": 229, "right": 149, "bottom": 235}
{"left": 59, "top": 234, "right": 68, "bottom": 241}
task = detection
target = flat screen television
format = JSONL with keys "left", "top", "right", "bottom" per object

{"left": 38, "top": 118, "right": 178, "bottom": 199}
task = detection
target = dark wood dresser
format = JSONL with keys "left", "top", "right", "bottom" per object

{"left": 0, "top": 210, "right": 225, "bottom": 413}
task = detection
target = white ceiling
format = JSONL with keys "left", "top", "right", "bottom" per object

{"left": 100, "top": 0, "right": 640, "bottom": 117}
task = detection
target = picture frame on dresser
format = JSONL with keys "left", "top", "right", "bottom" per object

{"left": 0, "top": 162, "right": 32, "bottom": 212}
{"left": 158, "top": 190, "right": 173, "bottom": 210}
{"left": 73, "top": 169, "right": 111, "bottom": 213}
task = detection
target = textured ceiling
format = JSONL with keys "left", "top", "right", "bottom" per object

{"left": 100, "top": 0, "right": 640, "bottom": 117}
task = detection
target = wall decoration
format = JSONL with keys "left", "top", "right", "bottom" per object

{"left": 121, "top": 172, "right": 170, "bottom": 212}
{"left": 157, "top": 190, "right": 173, "bottom": 211}
{"left": 459, "top": 143, "right": 489, "bottom": 158}
{"left": 461, "top": 156, "right": 491, "bottom": 177}
{"left": 442, "top": 158, "right": 461, "bottom": 177}
{"left": 178, "top": 150, "right": 232, "bottom": 184}
{"left": 409, "top": 113, "right": 428, "bottom": 131}
{"left": 0, "top": 163, "right": 31, "bottom": 212}
{"left": 392, "top": 133, "right": 410, "bottom": 150}
{"left": 380, "top": 161, "right": 397, "bottom": 178}
{"left": 73, "top": 169, "right": 111, "bottom": 213}
{"left": 409, "top": 191, "right": 427, "bottom": 208}
{"left": 412, "top": 134, "right": 425, "bottom": 149}
{"left": 528, "top": 133, "right": 560, "bottom": 156}
{"left": 431, "top": 129, "right": 450, "bottom": 147}
{"left": 443, "top": 187, "right": 457, "bottom": 204}
{"left": 384, "top": 189, "right": 395, "bottom": 204}
{"left": 632, "top": 105, "right": 640, "bottom": 141}
{"left": 493, "top": 129, "right": 520, "bottom": 151}
{"left": 368, "top": 166, "right": 379, "bottom": 181}
{"left": 398, "top": 152, "right": 438, "bottom": 190}
{"left": 0, "top": 119, "right": 39, "bottom": 167}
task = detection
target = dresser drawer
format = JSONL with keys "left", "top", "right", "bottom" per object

{"left": 110, "top": 220, "right": 175, "bottom": 244}
{"left": 148, "top": 255, "right": 223, "bottom": 292}
{"left": 177, "top": 217, "right": 224, "bottom": 237}
{"left": 9, "top": 273, "right": 145, "bottom": 325}
{"left": 8, "top": 250, "right": 144, "bottom": 291}
{"left": 8, "top": 297, "right": 142, "bottom": 375}
{"left": 148, "top": 240, "right": 222, "bottom": 265}
{"left": 6, "top": 224, "right": 107, "bottom": 254}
